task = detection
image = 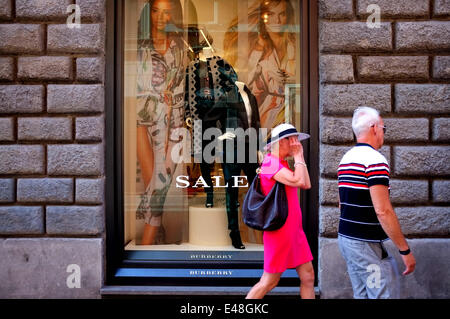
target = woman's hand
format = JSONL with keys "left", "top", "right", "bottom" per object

{"left": 288, "top": 136, "right": 303, "bottom": 157}
{"left": 267, "top": 68, "right": 289, "bottom": 85}
{"left": 273, "top": 136, "right": 310, "bottom": 189}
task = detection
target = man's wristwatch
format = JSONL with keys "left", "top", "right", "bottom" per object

{"left": 399, "top": 248, "right": 411, "bottom": 255}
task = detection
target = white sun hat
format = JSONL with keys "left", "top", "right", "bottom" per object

{"left": 264, "top": 123, "right": 310, "bottom": 150}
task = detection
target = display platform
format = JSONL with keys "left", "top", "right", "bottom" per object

{"left": 125, "top": 239, "right": 263, "bottom": 251}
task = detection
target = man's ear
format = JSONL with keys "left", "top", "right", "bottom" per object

{"left": 371, "top": 124, "right": 377, "bottom": 136}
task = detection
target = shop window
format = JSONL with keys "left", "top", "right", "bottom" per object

{"left": 107, "top": 0, "right": 316, "bottom": 285}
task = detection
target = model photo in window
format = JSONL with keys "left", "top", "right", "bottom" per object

{"left": 135, "top": 0, "right": 187, "bottom": 245}
{"left": 224, "top": 0, "right": 297, "bottom": 129}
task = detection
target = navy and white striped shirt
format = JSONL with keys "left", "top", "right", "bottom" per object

{"left": 338, "top": 143, "right": 389, "bottom": 242}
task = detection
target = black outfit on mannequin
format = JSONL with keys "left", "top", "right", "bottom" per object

{"left": 184, "top": 56, "right": 238, "bottom": 208}
{"left": 217, "top": 83, "right": 262, "bottom": 249}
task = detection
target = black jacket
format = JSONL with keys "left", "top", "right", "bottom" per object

{"left": 212, "top": 83, "right": 262, "bottom": 163}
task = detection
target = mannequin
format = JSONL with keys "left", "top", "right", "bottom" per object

{"left": 218, "top": 80, "right": 252, "bottom": 208}
{"left": 218, "top": 80, "right": 262, "bottom": 249}
{"left": 184, "top": 47, "right": 238, "bottom": 208}
{"left": 197, "top": 46, "right": 216, "bottom": 207}
{"left": 235, "top": 81, "right": 252, "bottom": 127}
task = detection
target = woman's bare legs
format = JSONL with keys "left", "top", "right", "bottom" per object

{"left": 141, "top": 223, "right": 159, "bottom": 245}
{"left": 137, "top": 125, "right": 158, "bottom": 245}
{"left": 246, "top": 271, "right": 282, "bottom": 299}
{"left": 296, "top": 261, "right": 315, "bottom": 299}
{"left": 137, "top": 126, "right": 154, "bottom": 188}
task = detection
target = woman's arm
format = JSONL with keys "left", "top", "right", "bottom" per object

{"left": 273, "top": 137, "right": 311, "bottom": 189}
{"left": 273, "top": 161, "right": 311, "bottom": 189}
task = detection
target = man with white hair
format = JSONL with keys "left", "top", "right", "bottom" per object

{"left": 337, "top": 106, "right": 416, "bottom": 299}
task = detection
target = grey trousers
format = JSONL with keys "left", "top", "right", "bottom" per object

{"left": 338, "top": 235, "right": 401, "bottom": 299}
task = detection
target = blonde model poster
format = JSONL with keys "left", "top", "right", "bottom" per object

{"left": 224, "top": 0, "right": 298, "bottom": 130}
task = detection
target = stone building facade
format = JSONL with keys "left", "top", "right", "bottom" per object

{"left": 0, "top": 0, "right": 448, "bottom": 298}
{"left": 0, "top": 0, "right": 105, "bottom": 298}
{"left": 318, "top": 0, "right": 450, "bottom": 298}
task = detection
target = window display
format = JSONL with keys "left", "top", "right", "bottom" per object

{"left": 123, "top": 0, "right": 302, "bottom": 260}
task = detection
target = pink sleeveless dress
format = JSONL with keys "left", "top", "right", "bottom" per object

{"left": 259, "top": 153, "right": 313, "bottom": 273}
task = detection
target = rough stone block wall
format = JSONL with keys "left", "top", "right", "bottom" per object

{"left": 318, "top": 0, "right": 450, "bottom": 298}
{"left": 1, "top": 0, "right": 448, "bottom": 299}
{"left": 0, "top": 0, "right": 105, "bottom": 298}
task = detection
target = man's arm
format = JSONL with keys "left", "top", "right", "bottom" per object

{"left": 370, "top": 185, "right": 416, "bottom": 275}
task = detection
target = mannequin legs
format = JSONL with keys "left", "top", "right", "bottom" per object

{"left": 222, "top": 163, "right": 240, "bottom": 232}
{"left": 200, "top": 162, "right": 214, "bottom": 207}
{"left": 222, "top": 161, "right": 259, "bottom": 249}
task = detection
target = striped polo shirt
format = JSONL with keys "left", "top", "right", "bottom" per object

{"left": 338, "top": 143, "right": 389, "bottom": 242}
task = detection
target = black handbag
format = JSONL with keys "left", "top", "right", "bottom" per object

{"left": 242, "top": 172, "right": 288, "bottom": 231}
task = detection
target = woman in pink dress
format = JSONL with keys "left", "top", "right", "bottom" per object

{"left": 246, "top": 123, "right": 315, "bottom": 299}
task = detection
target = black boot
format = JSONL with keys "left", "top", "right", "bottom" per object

{"left": 229, "top": 230, "right": 245, "bottom": 249}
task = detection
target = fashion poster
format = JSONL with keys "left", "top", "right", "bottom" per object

{"left": 224, "top": 0, "right": 300, "bottom": 130}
